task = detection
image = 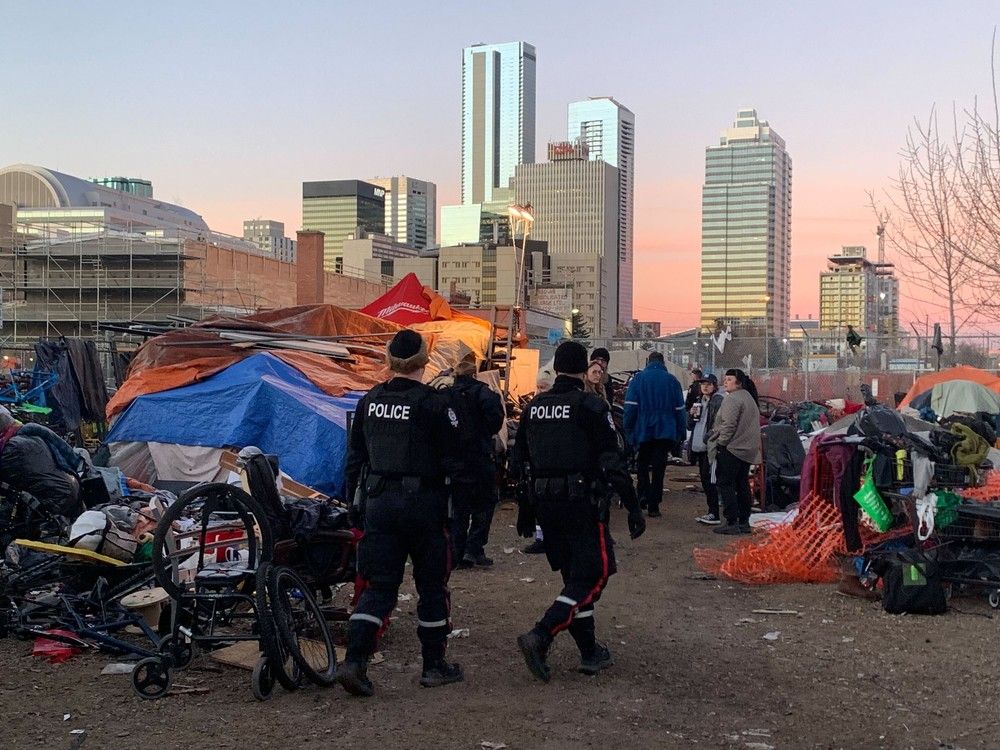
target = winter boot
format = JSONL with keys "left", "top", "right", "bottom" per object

{"left": 578, "top": 642, "right": 614, "bottom": 676}
{"left": 516, "top": 629, "right": 552, "bottom": 683}
{"left": 419, "top": 659, "right": 464, "bottom": 687}
{"left": 336, "top": 660, "right": 374, "bottom": 697}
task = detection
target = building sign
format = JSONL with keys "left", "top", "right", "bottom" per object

{"left": 530, "top": 286, "right": 573, "bottom": 318}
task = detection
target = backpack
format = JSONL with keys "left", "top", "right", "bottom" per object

{"left": 874, "top": 549, "right": 947, "bottom": 615}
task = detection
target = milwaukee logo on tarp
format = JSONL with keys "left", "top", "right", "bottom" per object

{"left": 375, "top": 302, "right": 427, "bottom": 318}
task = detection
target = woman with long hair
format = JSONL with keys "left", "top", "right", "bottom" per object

{"left": 707, "top": 369, "right": 762, "bottom": 535}
{"left": 584, "top": 360, "right": 609, "bottom": 405}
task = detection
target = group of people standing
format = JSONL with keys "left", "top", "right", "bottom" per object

{"left": 686, "top": 367, "right": 763, "bottom": 535}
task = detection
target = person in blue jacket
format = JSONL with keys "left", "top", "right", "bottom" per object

{"left": 623, "top": 351, "right": 687, "bottom": 518}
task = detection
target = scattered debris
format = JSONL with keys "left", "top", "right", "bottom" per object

{"left": 763, "top": 631, "right": 781, "bottom": 641}
{"left": 686, "top": 572, "right": 716, "bottom": 581}
{"left": 448, "top": 628, "right": 470, "bottom": 639}
{"left": 101, "top": 663, "right": 135, "bottom": 676}
{"left": 519, "top": 577, "right": 535, "bottom": 583}
{"left": 63, "top": 714, "right": 71, "bottom": 721}
{"left": 398, "top": 593, "right": 413, "bottom": 602}
{"left": 752, "top": 609, "right": 799, "bottom": 615}
{"left": 737, "top": 618, "right": 760, "bottom": 625}
{"left": 503, "top": 547, "right": 515, "bottom": 554}
{"left": 842, "top": 636, "right": 855, "bottom": 643}
{"left": 480, "top": 742, "right": 508, "bottom": 750}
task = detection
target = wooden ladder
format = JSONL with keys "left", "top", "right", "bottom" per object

{"left": 486, "top": 305, "right": 518, "bottom": 404}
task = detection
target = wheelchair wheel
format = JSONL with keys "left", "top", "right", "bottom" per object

{"left": 255, "top": 562, "right": 302, "bottom": 692}
{"left": 159, "top": 633, "right": 195, "bottom": 671}
{"left": 989, "top": 590, "right": 1000, "bottom": 609}
{"left": 152, "top": 483, "right": 274, "bottom": 599}
{"left": 268, "top": 565, "right": 337, "bottom": 687}
{"left": 132, "top": 657, "right": 172, "bottom": 700}
{"left": 252, "top": 656, "right": 276, "bottom": 701}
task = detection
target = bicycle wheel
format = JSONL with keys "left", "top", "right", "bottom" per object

{"left": 254, "top": 562, "right": 301, "bottom": 691}
{"left": 268, "top": 565, "right": 336, "bottom": 686}
{"left": 152, "top": 483, "right": 273, "bottom": 600}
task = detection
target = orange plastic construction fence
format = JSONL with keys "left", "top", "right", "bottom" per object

{"left": 693, "top": 495, "right": 912, "bottom": 585}
{"left": 961, "top": 471, "right": 1000, "bottom": 503}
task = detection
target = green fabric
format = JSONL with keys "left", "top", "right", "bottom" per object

{"left": 950, "top": 423, "right": 989, "bottom": 467}
{"left": 934, "top": 490, "right": 961, "bottom": 528}
{"left": 853, "top": 456, "right": 893, "bottom": 532}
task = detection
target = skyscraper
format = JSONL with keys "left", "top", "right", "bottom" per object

{"left": 567, "top": 97, "right": 635, "bottom": 330}
{"left": 513, "top": 143, "right": 618, "bottom": 337}
{"left": 301, "top": 180, "right": 385, "bottom": 272}
{"left": 367, "top": 176, "right": 436, "bottom": 250}
{"left": 461, "top": 41, "right": 536, "bottom": 205}
{"left": 700, "top": 109, "right": 792, "bottom": 338}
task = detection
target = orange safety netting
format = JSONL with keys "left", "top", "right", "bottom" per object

{"left": 960, "top": 470, "right": 1000, "bottom": 503}
{"left": 693, "top": 496, "right": 913, "bottom": 585}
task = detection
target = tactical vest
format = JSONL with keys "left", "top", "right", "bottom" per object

{"left": 522, "top": 389, "right": 593, "bottom": 477}
{"left": 362, "top": 383, "right": 440, "bottom": 478}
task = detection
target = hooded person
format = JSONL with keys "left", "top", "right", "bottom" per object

{"left": 434, "top": 352, "right": 505, "bottom": 569}
{"left": 511, "top": 341, "right": 645, "bottom": 682}
{"left": 339, "top": 329, "right": 465, "bottom": 697}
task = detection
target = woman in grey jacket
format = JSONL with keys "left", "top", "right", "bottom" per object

{"left": 708, "top": 369, "right": 762, "bottom": 535}
{"left": 689, "top": 375, "right": 725, "bottom": 525}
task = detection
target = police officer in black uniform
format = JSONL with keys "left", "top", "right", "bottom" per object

{"left": 512, "top": 341, "right": 646, "bottom": 681}
{"left": 337, "top": 329, "right": 464, "bottom": 697}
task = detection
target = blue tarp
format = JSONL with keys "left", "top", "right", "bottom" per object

{"left": 107, "top": 353, "right": 365, "bottom": 497}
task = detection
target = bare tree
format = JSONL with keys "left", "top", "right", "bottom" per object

{"left": 951, "top": 31, "right": 1000, "bottom": 312}
{"left": 872, "top": 107, "right": 977, "bottom": 361}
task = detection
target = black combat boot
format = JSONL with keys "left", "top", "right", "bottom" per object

{"left": 419, "top": 659, "right": 464, "bottom": 687}
{"left": 578, "top": 642, "right": 614, "bottom": 676}
{"left": 336, "top": 660, "right": 374, "bottom": 697}
{"left": 516, "top": 629, "right": 552, "bottom": 683}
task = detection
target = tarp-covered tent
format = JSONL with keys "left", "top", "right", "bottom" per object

{"left": 900, "top": 366, "right": 1000, "bottom": 418}
{"left": 107, "top": 353, "right": 362, "bottom": 497}
{"left": 107, "top": 302, "right": 497, "bottom": 419}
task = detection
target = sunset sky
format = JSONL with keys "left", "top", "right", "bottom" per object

{"left": 3, "top": 1, "right": 999, "bottom": 333}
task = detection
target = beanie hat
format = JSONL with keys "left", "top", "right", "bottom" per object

{"left": 554, "top": 341, "right": 589, "bottom": 375}
{"left": 590, "top": 347, "right": 610, "bottom": 363}
{"left": 386, "top": 330, "right": 429, "bottom": 373}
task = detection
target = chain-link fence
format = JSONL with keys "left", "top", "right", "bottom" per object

{"left": 536, "top": 332, "right": 1000, "bottom": 403}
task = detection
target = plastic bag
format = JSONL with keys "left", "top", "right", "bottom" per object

{"left": 853, "top": 456, "right": 893, "bottom": 532}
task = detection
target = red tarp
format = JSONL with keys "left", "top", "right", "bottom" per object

{"left": 360, "top": 273, "right": 434, "bottom": 325}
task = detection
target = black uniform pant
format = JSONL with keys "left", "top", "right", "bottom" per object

{"left": 346, "top": 485, "right": 451, "bottom": 665}
{"left": 636, "top": 438, "right": 673, "bottom": 512}
{"left": 716, "top": 447, "right": 752, "bottom": 525}
{"left": 450, "top": 479, "right": 497, "bottom": 559}
{"left": 694, "top": 451, "right": 720, "bottom": 517}
{"left": 532, "top": 499, "right": 617, "bottom": 657}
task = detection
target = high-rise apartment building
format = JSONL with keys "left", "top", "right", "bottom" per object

{"left": 701, "top": 109, "right": 792, "bottom": 338}
{"left": 513, "top": 146, "right": 618, "bottom": 336}
{"left": 243, "top": 219, "right": 296, "bottom": 263}
{"left": 301, "top": 180, "right": 385, "bottom": 272}
{"left": 461, "top": 41, "right": 536, "bottom": 205}
{"left": 567, "top": 97, "right": 635, "bottom": 329}
{"left": 819, "top": 246, "right": 899, "bottom": 335}
{"left": 367, "top": 176, "right": 436, "bottom": 249}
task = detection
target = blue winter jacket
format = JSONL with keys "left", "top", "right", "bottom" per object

{"left": 623, "top": 360, "right": 687, "bottom": 445}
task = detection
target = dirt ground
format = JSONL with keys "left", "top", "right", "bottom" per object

{"left": 2, "top": 478, "right": 998, "bottom": 750}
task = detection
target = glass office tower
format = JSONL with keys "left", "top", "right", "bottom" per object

{"left": 567, "top": 97, "right": 635, "bottom": 330}
{"left": 301, "top": 180, "right": 385, "bottom": 272}
{"left": 461, "top": 42, "right": 536, "bottom": 205}
{"left": 700, "top": 109, "right": 792, "bottom": 338}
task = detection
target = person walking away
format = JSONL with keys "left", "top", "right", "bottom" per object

{"left": 708, "top": 369, "right": 762, "bottom": 535}
{"left": 339, "top": 330, "right": 464, "bottom": 697}
{"left": 521, "top": 369, "right": 554, "bottom": 555}
{"left": 445, "top": 354, "right": 505, "bottom": 568}
{"left": 512, "top": 341, "right": 645, "bottom": 681}
{"left": 689, "top": 374, "right": 724, "bottom": 525}
{"left": 623, "top": 351, "right": 687, "bottom": 518}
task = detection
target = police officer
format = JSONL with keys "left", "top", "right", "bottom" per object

{"left": 512, "top": 341, "right": 646, "bottom": 681}
{"left": 338, "top": 329, "right": 464, "bottom": 697}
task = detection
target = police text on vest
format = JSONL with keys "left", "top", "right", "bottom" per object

{"left": 529, "top": 404, "right": 570, "bottom": 419}
{"left": 369, "top": 403, "right": 411, "bottom": 419}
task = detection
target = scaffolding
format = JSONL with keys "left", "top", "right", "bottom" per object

{"left": 0, "top": 218, "right": 291, "bottom": 344}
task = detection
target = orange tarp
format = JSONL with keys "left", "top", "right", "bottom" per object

{"left": 900, "top": 365, "right": 1000, "bottom": 408}
{"left": 107, "top": 301, "right": 495, "bottom": 420}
